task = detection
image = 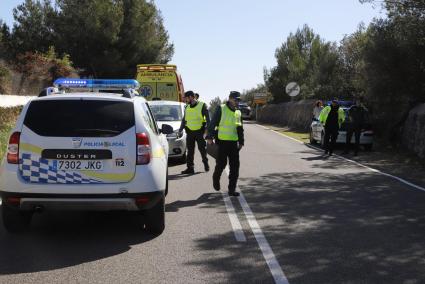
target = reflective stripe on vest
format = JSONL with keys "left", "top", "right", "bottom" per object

{"left": 218, "top": 104, "right": 241, "bottom": 141}
{"left": 185, "top": 102, "right": 204, "bottom": 131}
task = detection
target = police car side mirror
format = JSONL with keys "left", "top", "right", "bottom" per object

{"left": 161, "top": 124, "right": 174, "bottom": 135}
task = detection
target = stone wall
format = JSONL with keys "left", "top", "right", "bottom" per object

{"left": 256, "top": 99, "right": 315, "bottom": 131}
{"left": 402, "top": 103, "right": 425, "bottom": 159}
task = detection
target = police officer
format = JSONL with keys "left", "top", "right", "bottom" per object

{"left": 207, "top": 91, "right": 244, "bottom": 197}
{"left": 319, "top": 99, "right": 345, "bottom": 156}
{"left": 344, "top": 97, "right": 368, "bottom": 156}
{"left": 179, "top": 90, "right": 210, "bottom": 174}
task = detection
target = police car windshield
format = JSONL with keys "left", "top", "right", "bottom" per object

{"left": 24, "top": 100, "right": 135, "bottom": 137}
{"left": 150, "top": 105, "right": 182, "bottom": 121}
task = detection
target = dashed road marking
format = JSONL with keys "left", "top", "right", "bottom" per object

{"left": 225, "top": 167, "right": 290, "bottom": 284}
{"left": 221, "top": 191, "right": 246, "bottom": 242}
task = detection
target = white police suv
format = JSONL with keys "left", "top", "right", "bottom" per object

{"left": 0, "top": 79, "right": 173, "bottom": 234}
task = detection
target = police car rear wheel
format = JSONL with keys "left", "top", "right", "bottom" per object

{"left": 2, "top": 205, "right": 32, "bottom": 233}
{"left": 144, "top": 197, "right": 165, "bottom": 234}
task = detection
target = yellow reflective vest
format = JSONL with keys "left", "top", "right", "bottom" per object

{"left": 185, "top": 102, "right": 205, "bottom": 131}
{"left": 218, "top": 104, "right": 242, "bottom": 141}
{"left": 319, "top": 106, "right": 345, "bottom": 127}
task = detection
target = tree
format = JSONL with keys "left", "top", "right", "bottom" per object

{"left": 54, "top": 0, "right": 125, "bottom": 77}
{"left": 116, "top": 0, "right": 174, "bottom": 76}
{"left": 267, "top": 25, "right": 343, "bottom": 103}
{"left": 54, "top": 0, "right": 174, "bottom": 77}
{"left": 209, "top": 96, "right": 222, "bottom": 117}
{"left": 338, "top": 24, "right": 368, "bottom": 98}
{"left": 0, "top": 21, "right": 11, "bottom": 59}
{"left": 11, "top": 0, "right": 57, "bottom": 56}
{"left": 356, "top": 0, "right": 425, "bottom": 140}
{"left": 8, "top": 0, "right": 174, "bottom": 78}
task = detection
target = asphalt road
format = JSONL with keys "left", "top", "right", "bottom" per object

{"left": 1, "top": 122, "right": 425, "bottom": 283}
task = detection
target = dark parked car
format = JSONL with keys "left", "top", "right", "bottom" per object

{"left": 238, "top": 102, "right": 252, "bottom": 120}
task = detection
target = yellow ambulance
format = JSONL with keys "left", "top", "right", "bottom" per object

{"left": 136, "top": 64, "right": 185, "bottom": 102}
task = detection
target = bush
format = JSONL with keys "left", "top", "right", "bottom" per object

{"left": 0, "top": 63, "right": 11, "bottom": 94}
{"left": 0, "top": 106, "right": 23, "bottom": 128}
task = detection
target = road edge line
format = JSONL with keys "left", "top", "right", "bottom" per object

{"left": 256, "top": 123, "right": 425, "bottom": 193}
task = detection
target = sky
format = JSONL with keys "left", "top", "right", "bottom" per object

{"left": 0, "top": 0, "right": 385, "bottom": 102}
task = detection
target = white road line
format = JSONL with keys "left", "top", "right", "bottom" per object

{"left": 256, "top": 124, "right": 425, "bottom": 193}
{"left": 225, "top": 167, "right": 289, "bottom": 284}
{"left": 256, "top": 124, "right": 303, "bottom": 144}
{"left": 221, "top": 191, "right": 246, "bottom": 242}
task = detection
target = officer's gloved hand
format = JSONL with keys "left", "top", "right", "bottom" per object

{"left": 237, "top": 143, "right": 244, "bottom": 150}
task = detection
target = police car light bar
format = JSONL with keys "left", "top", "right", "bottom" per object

{"left": 53, "top": 78, "right": 140, "bottom": 90}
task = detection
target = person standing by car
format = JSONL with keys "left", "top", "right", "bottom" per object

{"left": 179, "top": 91, "right": 210, "bottom": 174}
{"left": 319, "top": 99, "right": 345, "bottom": 156}
{"left": 344, "top": 97, "right": 368, "bottom": 156}
{"left": 206, "top": 91, "right": 244, "bottom": 197}
{"left": 313, "top": 100, "right": 323, "bottom": 120}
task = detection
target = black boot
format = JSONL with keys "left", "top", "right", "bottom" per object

{"left": 228, "top": 191, "right": 240, "bottom": 197}
{"left": 213, "top": 176, "right": 220, "bottom": 191}
{"left": 181, "top": 168, "right": 194, "bottom": 174}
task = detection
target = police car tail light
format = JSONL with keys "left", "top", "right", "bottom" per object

{"left": 136, "top": 133, "right": 151, "bottom": 165}
{"left": 7, "top": 132, "right": 20, "bottom": 164}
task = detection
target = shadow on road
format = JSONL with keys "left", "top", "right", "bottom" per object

{"left": 166, "top": 193, "right": 222, "bottom": 212}
{"left": 0, "top": 210, "right": 156, "bottom": 275}
{"left": 168, "top": 171, "right": 203, "bottom": 181}
{"left": 188, "top": 171, "right": 425, "bottom": 283}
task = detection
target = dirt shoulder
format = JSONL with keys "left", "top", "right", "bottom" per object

{"left": 259, "top": 123, "right": 425, "bottom": 189}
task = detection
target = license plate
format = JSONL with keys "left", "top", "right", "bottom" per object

{"left": 56, "top": 160, "right": 103, "bottom": 171}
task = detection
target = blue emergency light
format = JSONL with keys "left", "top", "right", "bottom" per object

{"left": 53, "top": 78, "right": 140, "bottom": 90}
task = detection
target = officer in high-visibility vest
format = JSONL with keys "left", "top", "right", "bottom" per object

{"left": 207, "top": 91, "right": 244, "bottom": 197}
{"left": 319, "top": 99, "right": 345, "bottom": 156}
{"left": 179, "top": 91, "right": 210, "bottom": 174}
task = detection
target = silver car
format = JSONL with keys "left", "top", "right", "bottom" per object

{"left": 310, "top": 107, "right": 374, "bottom": 150}
{"left": 149, "top": 100, "right": 187, "bottom": 162}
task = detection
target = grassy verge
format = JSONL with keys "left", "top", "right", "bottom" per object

{"left": 260, "top": 124, "right": 310, "bottom": 143}
{"left": 278, "top": 130, "right": 310, "bottom": 143}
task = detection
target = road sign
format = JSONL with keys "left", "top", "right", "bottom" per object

{"left": 253, "top": 93, "right": 268, "bottom": 104}
{"left": 285, "top": 82, "right": 300, "bottom": 97}
{"left": 254, "top": 98, "right": 267, "bottom": 104}
{"left": 254, "top": 93, "right": 267, "bottom": 99}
